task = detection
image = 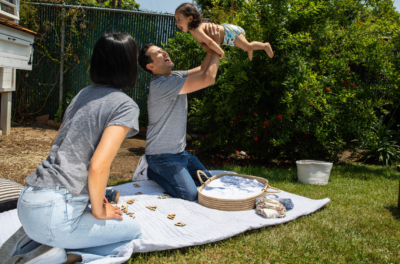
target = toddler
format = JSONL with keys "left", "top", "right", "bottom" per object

{"left": 175, "top": 3, "right": 274, "bottom": 61}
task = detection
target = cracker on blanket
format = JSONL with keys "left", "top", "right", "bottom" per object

{"left": 146, "top": 206, "right": 157, "bottom": 211}
{"left": 167, "top": 214, "right": 175, "bottom": 220}
{"left": 125, "top": 199, "right": 135, "bottom": 204}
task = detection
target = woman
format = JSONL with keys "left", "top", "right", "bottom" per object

{"left": 11, "top": 33, "right": 141, "bottom": 263}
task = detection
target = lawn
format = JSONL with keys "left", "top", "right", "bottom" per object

{"left": 108, "top": 163, "right": 400, "bottom": 263}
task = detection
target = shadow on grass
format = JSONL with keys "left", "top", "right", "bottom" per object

{"left": 128, "top": 147, "right": 145, "bottom": 156}
{"left": 385, "top": 205, "right": 400, "bottom": 220}
{"left": 331, "top": 163, "right": 400, "bottom": 181}
{"left": 108, "top": 179, "right": 132, "bottom": 187}
{"left": 212, "top": 163, "right": 400, "bottom": 182}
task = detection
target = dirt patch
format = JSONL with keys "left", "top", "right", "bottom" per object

{"left": 0, "top": 123, "right": 146, "bottom": 185}
{"left": 109, "top": 136, "right": 146, "bottom": 181}
{"left": 0, "top": 125, "right": 57, "bottom": 184}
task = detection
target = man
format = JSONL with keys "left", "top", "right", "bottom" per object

{"left": 138, "top": 32, "right": 220, "bottom": 201}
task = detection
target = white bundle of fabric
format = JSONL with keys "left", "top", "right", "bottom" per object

{"left": 200, "top": 176, "right": 264, "bottom": 199}
{"left": 255, "top": 197, "right": 287, "bottom": 218}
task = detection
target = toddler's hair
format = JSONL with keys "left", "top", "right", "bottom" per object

{"left": 175, "top": 3, "right": 202, "bottom": 30}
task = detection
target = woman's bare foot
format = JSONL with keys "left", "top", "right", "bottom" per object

{"left": 265, "top": 42, "right": 274, "bottom": 58}
{"left": 63, "top": 254, "right": 82, "bottom": 264}
{"left": 248, "top": 50, "right": 253, "bottom": 61}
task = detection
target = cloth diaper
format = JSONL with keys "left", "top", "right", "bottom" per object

{"left": 255, "top": 197, "right": 287, "bottom": 218}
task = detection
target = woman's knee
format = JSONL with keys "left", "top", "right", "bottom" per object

{"left": 130, "top": 222, "right": 142, "bottom": 240}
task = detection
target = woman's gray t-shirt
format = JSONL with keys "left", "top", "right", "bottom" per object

{"left": 26, "top": 85, "right": 139, "bottom": 196}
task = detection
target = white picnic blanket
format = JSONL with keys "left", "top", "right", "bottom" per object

{"left": 0, "top": 170, "right": 330, "bottom": 264}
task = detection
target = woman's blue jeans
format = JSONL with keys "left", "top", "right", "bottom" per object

{"left": 17, "top": 185, "right": 142, "bottom": 263}
{"left": 146, "top": 150, "right": 211, "bottom": 201}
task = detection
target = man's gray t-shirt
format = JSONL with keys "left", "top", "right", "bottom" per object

{"left": 145, "top": 71, "right": 188, "bottom": 155}
{"left": 26, "top": 85, "right": 139, "bottom": 197}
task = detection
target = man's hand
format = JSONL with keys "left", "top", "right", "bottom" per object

{"left": 204, "top": 23, "right": 219, "bottom": 38}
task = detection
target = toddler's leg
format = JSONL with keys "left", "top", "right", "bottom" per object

{"left": 234, "top": 34, "right": 274, "bottom": 60}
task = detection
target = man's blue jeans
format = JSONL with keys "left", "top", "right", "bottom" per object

{"left": 146, "top": 151, "right": 211, "bottom": 201}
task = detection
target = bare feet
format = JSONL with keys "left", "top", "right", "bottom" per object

{"left": 248, "top": 50, "right": 253, "bottom": 61}
{"left": 63, "top": 254, "right": 82, "bottom": 264}
{"left": 265, "top": 42, "right": 274, "bottom": 58}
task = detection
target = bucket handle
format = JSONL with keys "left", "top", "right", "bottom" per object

{"left": 197, "top": 170, "right": 210, "bottom": 185}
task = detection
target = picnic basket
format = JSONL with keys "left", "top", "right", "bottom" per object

{"left": 197, "top": 171, "right": 281, "bottom": 211}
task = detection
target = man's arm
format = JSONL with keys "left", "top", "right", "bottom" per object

{"left": 179, "top": 49, "right": 220, "bottom": 95}
{"left": 187, "top": 50, "right": 212, "bottom": 76}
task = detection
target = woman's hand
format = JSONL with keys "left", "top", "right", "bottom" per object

{"left": 95, "top": 199, "right": 123, "bottom": 220}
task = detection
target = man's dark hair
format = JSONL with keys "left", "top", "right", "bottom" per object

{"left": 175, "top": 3, "right": 202, "bottom": 30}
{"left": 138, "top": 43, "right": 155, "bottom": 75}
{"left": 90, "top": 32, "right": 138, "bottom": 89}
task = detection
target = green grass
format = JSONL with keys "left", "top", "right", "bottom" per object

{"left": 111, "top": 163, "right": 400, "bottom": 263}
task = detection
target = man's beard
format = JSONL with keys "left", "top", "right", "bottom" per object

{"left": 167, "top": 62, "right": 175, "bottom": 69}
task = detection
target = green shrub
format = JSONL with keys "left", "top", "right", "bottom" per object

{"left": 354, "top": 113, "right": 400, "bottom": 165}
{"left": 165, "top": 0, "right": 400, "bottom": 162}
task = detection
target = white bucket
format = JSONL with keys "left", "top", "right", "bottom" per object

{"left": 296, "top": 160, "right": 333, "bottom": 185}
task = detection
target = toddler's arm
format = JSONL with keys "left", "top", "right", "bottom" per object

{"left": 192, "top": 27, "right": 225, "bottom": 58}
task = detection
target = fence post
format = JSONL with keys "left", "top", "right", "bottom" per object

{"left": 59, "top": 7, "right": 65, "bottom": 117}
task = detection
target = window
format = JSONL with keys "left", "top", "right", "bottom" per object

{"left": 0, "top": 3, "right": 14, "bottom": 14}
{"left": 0, "top": 0, "right": 18, "bottom": 21}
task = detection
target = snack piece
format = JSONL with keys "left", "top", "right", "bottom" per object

{"left": 135, "top": 192, "right": 143, "bottom": 195}
{"left": 133, "top": 184, "right": 141, "bottom": 187}
{"left": 167, "top": 214, "right": 176, "bottom": 220}
{"left": 146, "top": 206, "right": 157, "bottom": 211}
{"left": 126, "top": 199, "right": 135, "bottom": 204}
{"left": 175, "top": 222, "right": 186, "bottom": 227}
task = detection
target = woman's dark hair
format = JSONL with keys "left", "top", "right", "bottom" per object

{"left": 175, "top": 3, "right": 202, "bottom": 30}
{"left": 90, "top": 32, "right": 138, "bottom": 89}
{"left": 138, "top": 43, "right": 155, "bottom": 75}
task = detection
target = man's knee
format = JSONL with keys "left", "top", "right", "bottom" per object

{"left": 185, "top": 189, "right": 198, "bottom": 201}
{"left": 176, "top": 187, "right": 198, "bottom": 201}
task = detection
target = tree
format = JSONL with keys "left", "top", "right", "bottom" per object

{"left": 195, "top": 0, "right": 214, "bottom": 11}
{"left": 165, "top": 0, "right": 400, "bottom": 161}
{"left": 93, "top": 0, "right": 139, "bottom": 9}
{"left": 101, "top": 0, "right": 139, "bottom": 10}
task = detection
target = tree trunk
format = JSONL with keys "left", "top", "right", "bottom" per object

{"left": 117, "top": 0, "right": 122, "bottom": 9}
{"left": 111, "top": 0, "right": 116, "bottom": 8}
